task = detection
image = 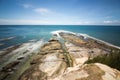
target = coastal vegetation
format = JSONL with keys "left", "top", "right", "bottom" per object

{"left": 86, "top": 48, "right": 120, "bottom": 70}
{"left": 59, "top": 32, "right": 120, "bottom": 71}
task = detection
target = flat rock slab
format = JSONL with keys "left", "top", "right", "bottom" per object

{"left": 19, "top": 40, "right": 67, "bottom": 80}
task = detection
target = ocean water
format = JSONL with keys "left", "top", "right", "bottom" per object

{"left": 0, "top": 25, "right": 120, "bottom": 50}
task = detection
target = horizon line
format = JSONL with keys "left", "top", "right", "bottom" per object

{"left": 0, "top": 24, "right": 120, "bottom": 26}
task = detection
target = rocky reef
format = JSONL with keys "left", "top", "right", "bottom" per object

{"left": 0, "top": 31, "right": 120, "bottom": 80}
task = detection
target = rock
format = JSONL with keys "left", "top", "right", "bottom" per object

{"left": 59, "top": 32, "right": 86, "bottom": 46}
{"left": 0, "top": 44, "right": 20, "bottom": 56}
{"left": 51, "top": 63, "right": 120, "bottom": 80}
{"left": 1, "top": 61, "right": 20, "bottom": 72}
{"left": 65, "top": 42, "right": 89, "bottom": 66}
{"left": 20, "top": 53, "right": 67, "bottom": 80}
{"left": 95, "top": 63, "right": 120, "bottom": 80}
{"left": 19, "top": 66, "right": 47, "bottom": 80}
{"left": 1, "top": 31, "right": 119, "bottom": 80}
{"left": 19, "top": 38, "right": 120, "bottom": 80}
{"left": 48, "top": 39, "right": 59, "bottom": 42}
{"left": 0, "top": 40, "right": 45, "bottom": 80}
{"left": 17, "top": 56, "right": 24, "bottom": 60}
{"left": 23, "top": 62, "right": 120, "bottom": 80}
{"left": 30, "top": 55, "right": 42, "bottom": 65}
{"left": 19, "top": 40, "right": 67, "bottom": 80}
{"left": 39, "top": 53, "right": 67, "bottom": 77}
{"left": 41, "top": 40, "right": 61, "bottom": 51}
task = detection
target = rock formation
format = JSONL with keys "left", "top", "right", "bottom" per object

{"left": 1, "top": 31, "right": 120, "bottom": 80}
{"left": 19, "top": 38, "right": 120, "bottom": 80}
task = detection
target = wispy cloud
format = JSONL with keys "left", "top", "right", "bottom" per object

{"left": 73, "top": 21, "right": 92, "bottom": 25}
{"left": 34, "top": 8, "right": 52, "bottom": 15}
{"left": 103, "top": 20, "right": 120, "bottom": 24}
{"left": 21, "top": 3, "right": 53, "bottom": 16}
{"left": 21, "top": 4, "right": 33, "bottom": 8}
{"left": 0, "top": 19, "right": 92, "bottom": 25}
{"left": 21, "top": 3, "right": 52, "bottom": 15}
{"left": 0, "top": 19, "right": 60, "bottom": 25}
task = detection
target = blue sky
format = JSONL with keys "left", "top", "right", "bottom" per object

{"left": 0, "top": 0, "right": 120, "bottom": 25}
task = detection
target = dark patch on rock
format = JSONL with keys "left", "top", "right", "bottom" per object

{"left": 1, "top": 61, "right": 20, "bottom": 72}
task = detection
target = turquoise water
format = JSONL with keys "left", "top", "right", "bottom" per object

{"left": 0, "top": 25, "right": 120, "bottom": 50}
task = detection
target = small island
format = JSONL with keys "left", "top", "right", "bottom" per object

{"left": 0, "top": 31, "right": 120, "bottom": 80}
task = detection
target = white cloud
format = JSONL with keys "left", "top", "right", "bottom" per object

{"left": 0, "top": 19, "right": 61, "bottom": 25}
{"left": 0, "top": 19, "right": 92, "bottom": 25}
{"left": 20, "top": 3, "right": 53, "bottom": 16}
{"left": 1, "top": 18, "right": 120, "bottom": 25}
{"left": 73, "top": 21, "right": 91, "bottom": 25}
{"left": 21, "top": 4, "right": 33, "bottom": 8}
{"left": 34, "top": 8, "right": 52, "bottom": 15}
{"left": 103, "top": 20, "right": 120, "bottom": 24}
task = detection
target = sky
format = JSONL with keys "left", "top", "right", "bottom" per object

{"left": 0, "top": 0, "right": 120, "bottom": 25}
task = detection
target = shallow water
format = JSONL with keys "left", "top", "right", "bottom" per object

{"left": 0, "top": 25, "right": 120, "bottom": 49}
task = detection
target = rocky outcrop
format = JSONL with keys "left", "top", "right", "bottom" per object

{"left": 53, "top": 63, "right": 120, "bottom": 80}
{"left": 19, "top": 39, "right": 120, "bottom": 80}
{"left": 64, "top": 41, "right": 109, "bottom": 67}
{"left": 20, "top": 61, "right": 120, "bottom": 80}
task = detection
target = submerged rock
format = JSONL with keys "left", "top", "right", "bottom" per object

{"left": 1, "top": 61, "right": 20, "bottom": 72}
{"left": 0, "top": 40, "right": 45, "bottom": 80}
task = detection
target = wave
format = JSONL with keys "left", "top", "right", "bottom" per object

{"left": 51, "top": 30, "right": 76, "bottom": 38}
{"left": 0, "top": 36, "right": 16, "bottom": 42}
{"left": 29, "top": 39, "right": 37, "bottom": 42}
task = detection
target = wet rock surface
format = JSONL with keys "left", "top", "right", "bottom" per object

{"left": 0, "top": 40, "right": 45, "bottom": 80}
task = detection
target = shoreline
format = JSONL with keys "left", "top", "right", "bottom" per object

{"left": 0, "top": 30, "right": 120, "bottom": 51}
{"left": 51, "top": 30, "right": 120, "bottom": 49}
{"left": 78, "top": 33, "right": 120, "bottom": 49}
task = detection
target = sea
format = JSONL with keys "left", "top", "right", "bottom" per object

{"left": 0, "top": 25, "right": 120, "bottom": 50}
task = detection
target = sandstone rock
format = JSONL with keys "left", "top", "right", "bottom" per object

{"left": 18, "top": 38, "right": 120, "bottom": 80}
{"left": 19, "top": 40, "right": 67, "bottom": 80}
{"left": 52, "top": 63, "right": 120, "bottom": 80}
{"left": 59, "top": 32, "right": 86, "bottom": 45}
{"left": 39, "top": 53, "right": 67, "bottom": 77}
{"left": 20, "top": 53, "right": 67, "bottom": 80}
